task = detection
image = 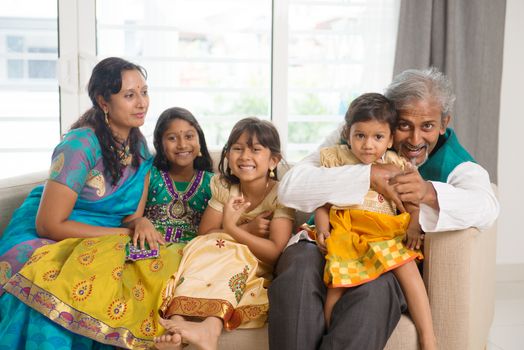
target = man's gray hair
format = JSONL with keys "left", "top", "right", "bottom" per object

{"left": 384, "top": 67, "right": 456, "bottom": 118}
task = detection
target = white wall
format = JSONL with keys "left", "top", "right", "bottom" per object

{"left": 497, "top": 0, "right": 524, "bottom": 265}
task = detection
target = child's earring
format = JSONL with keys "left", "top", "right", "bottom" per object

{"left": 269, "top": 168, "right": 275, "bottom": 179}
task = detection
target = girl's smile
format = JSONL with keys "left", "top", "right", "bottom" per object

{"left": 162, "top": 118, "right": 201, "bottom": 180}
{"left": 227, "top": 132, "right": 277, "bottom": 184}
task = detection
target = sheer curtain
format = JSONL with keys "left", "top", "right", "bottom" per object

{"left": 286, "top": 0, "right": 401, "bottom": 161}
{"left": 393, "top": 0, "right": 506, "bottom": 182}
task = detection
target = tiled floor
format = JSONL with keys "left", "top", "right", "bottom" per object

{"left": 487, "top": 280, "right": 524, "bottom": 350}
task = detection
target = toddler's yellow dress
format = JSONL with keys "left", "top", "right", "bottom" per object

{"left": 320, "top": 145, "right": 423, "bottom": 288}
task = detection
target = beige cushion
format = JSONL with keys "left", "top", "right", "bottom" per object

{"left": 0, "top": 171, "right": 47, "bottom": 234}
{"left": 384, "top": 315, "right": 418, "bottom": 349}
{"left": 187, "top": 326, "right": 269, "bottom": 350}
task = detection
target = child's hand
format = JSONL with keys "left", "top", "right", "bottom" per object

{"left": 315, "top": 230, "right": 330, "bottom": 254}
{"left": 242, "top": 211, "right": 272, "bottom": 237}
{"left": 405, "top": 226, "right": 424, "bottom": 250}
{"left": 165, "top": 276, "right": 177, "bottom": 297}
{"left": 132, "top": 217, "right": 166, "bottom": 250}
{"left": 223, "top": 196, "right": 250, "bottom": 232}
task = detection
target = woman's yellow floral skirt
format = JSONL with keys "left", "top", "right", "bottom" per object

{"left": 4, "top": 234, "right": 184, "bottom": 349}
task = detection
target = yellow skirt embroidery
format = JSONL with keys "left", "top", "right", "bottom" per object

{"left": 4, "top": 234, "right": 185, "bottom": 349}
{"left": 324, "top": 208, "right": 423, "bottom": 288}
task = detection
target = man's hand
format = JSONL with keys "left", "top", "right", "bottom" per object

{"left": 390, "top": 167, "right": 438, "bottom": 209}
{"left": 370, "top": 163, "right": 405, "bottom": 212}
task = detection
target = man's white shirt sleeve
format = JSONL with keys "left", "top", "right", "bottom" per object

{"left": 419, "top": 161, "right": 499, "bottom": 232}
{"left": 278, "top": 125, "right": 500, "bottom": 233}
{"left": 278, "top": 124, "right": 370, "bottom": 213}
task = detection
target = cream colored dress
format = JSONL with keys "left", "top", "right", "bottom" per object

{"left": 160, "top": 175, "right": 294, "bottom": 330}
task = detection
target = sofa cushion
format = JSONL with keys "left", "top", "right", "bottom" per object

{"left": 0, "top": 171, "right": 47, "bottom": 235}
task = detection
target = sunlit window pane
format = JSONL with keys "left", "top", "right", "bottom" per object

{"left": 96, "top": 0, "right": 272, "bottom": 151}
{"left": 287, "top": 0, "right": 399, "bottom": 161}
{"left": 0, "top": 1, "right": 59, "bottom": 179}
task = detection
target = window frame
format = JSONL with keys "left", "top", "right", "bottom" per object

{"left": 57, "top": 0, "right": 293, "bottom": 153}
{"left": 58, "top": 0, "right": 96, "bottom": 132}
{"left": 57, "top": 0, "right": 398, "bottom": 158}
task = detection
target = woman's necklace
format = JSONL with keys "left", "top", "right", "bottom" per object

{"left": 110, "top": 137, "right": 132, "bottom": 166}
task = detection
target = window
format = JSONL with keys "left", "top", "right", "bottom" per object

{"left": 96, "top": 0, "right": 272, "bottom": 150}
{"left": 286, "top": 0, "right": 400, "bottom": 161}
{"left": 0, "top": 0, "right": 399, "bottom": 179}
{"left": 0, "top": 1, "right": 59, "bottom": 179}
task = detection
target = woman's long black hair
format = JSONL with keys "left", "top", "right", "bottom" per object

{"left": 153, "top": 107, "right": 213, "bottom": 173}
{"left": 70, "top": 57, "right": 148, "bottom": 185}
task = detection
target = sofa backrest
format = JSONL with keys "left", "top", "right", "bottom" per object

{"left": 0, "top": 151, "right": 298, "bottom": 236}
{"left": 0, "top": 171, "right": 47, "bottom": 234}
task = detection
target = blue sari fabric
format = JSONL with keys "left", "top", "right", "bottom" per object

{"left": 0, "top": 128, "right": 152, "bottom": 349}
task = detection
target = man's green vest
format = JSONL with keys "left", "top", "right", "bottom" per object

{"left": 418, "top": 128, "right": 476, "bottom": 182}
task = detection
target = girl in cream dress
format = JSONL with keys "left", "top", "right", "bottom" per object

{"left": 155, "top": 117, "right": 294, "bottom": 350}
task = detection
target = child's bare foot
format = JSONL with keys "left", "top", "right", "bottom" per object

{"left": 159, "top": 316, "right": 223, "bottom": 350}
{"left": 153, "top": 332, "right": 183, "bottom": 350}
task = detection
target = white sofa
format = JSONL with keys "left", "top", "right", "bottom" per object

{"left": 0, "top": 169, "right": 497, "bottom": 350}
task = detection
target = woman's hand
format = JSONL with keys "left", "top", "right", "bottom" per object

{"left": 131, "top": 217, "right": 166, "bottom": 250}
{"left": 240, "top": 211, "right": 272, "bottom": 238}
{"left": 222, "top": 196, "right": 250, "bottom": 233}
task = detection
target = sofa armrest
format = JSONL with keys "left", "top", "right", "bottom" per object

{"left": 423, "top": 220, "right": 497, "bottom": 350}
{"left": 0, "top": 171, "right": 47, "bottom": 235}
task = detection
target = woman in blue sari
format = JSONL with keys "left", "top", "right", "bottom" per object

{"left": 0, "top": 57, "right": 161, "bottom": 349}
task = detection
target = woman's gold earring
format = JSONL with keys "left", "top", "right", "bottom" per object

{"left": 104, "top": 111, "right": 110, "bottom": 127}
{"left": 269, "top": 168, "right": 275, "bottom": 178}
{"left": 198, "top": 151, "right": 202, "bottom": 157}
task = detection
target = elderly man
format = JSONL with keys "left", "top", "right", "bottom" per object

{"left": 268, "top": 67, "right": 499, "bottom": 350}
